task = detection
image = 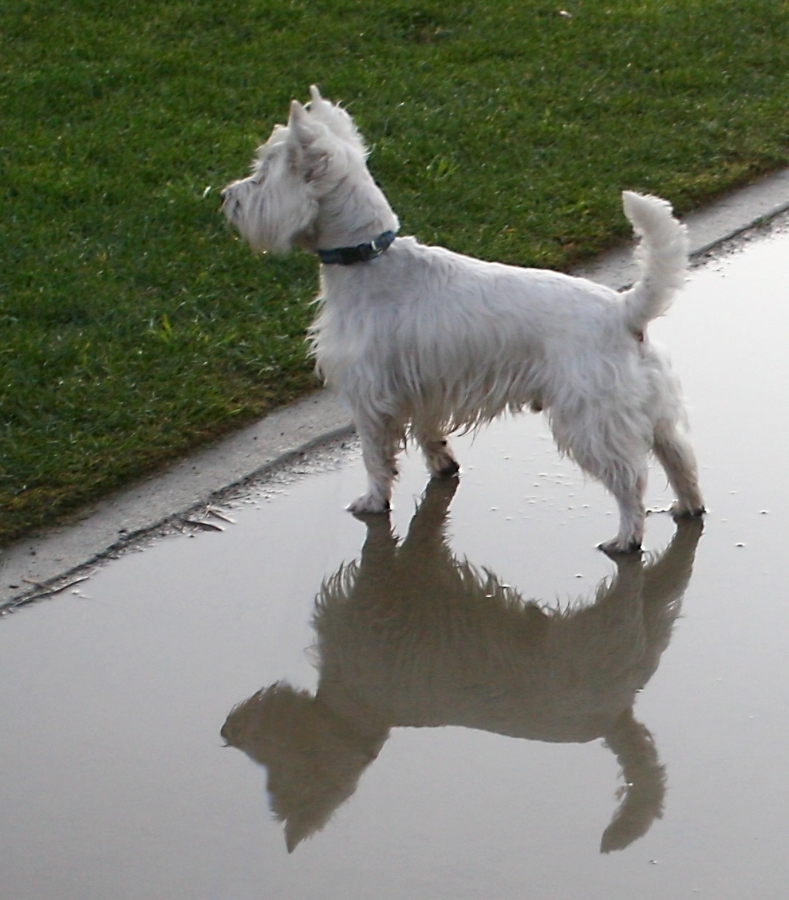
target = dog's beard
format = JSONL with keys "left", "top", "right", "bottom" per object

{"left": 224, "top": 170, "right": 319, "bottom": 254}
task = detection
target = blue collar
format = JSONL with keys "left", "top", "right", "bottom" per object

{"left": 317, "top": 231, "right": 396, "bottom": 265}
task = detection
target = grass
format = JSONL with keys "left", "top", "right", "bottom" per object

{"left": 2, "top": 0, "right": 788, "bottom": 546}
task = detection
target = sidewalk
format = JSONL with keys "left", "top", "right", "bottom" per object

{"left": 3, "top": 169, "right": 789, "bottom": 610}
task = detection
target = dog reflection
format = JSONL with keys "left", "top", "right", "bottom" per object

{"left": 222, "top": 478, "right": 702, "bottom": 853}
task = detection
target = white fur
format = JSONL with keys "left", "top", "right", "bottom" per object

{"left": 222, "top": 87, "right": 704, "bottom": 552}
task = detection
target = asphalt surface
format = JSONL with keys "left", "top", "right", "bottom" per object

{"left": 3, "top": 168, "right": 789, "bottom": 610}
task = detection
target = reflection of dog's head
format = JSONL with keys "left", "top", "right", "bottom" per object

{"left": 222, "top": 683, "right": 386, "bottom": 853}
{"left": 223, "top": 479, "right": 702, "bottom": 852}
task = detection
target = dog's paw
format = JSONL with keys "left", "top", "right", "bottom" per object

{"left": 433, "top": 458, "right": 460, "bottom": 477}
{"left": 423, "top": 440, "right": 461, "bottom": 478}
{"left": 598, "top": 537, "right": 643, "bottom": 557}
{"left": 669, "top": 501, "right": 706, "bottom": 520}
{"left": 347, "top": 493, "right": 390, "bottom": 516}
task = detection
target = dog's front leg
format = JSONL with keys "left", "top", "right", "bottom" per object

{"left": 416, "top": 430, "right": 461, "bottom": 478}
{"left": 348, "top": 412, "right": 400, "bottom": 515}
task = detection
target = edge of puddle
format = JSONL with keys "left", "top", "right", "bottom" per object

{"left": 4, "top": 169, "right": 789, "bottom": 611}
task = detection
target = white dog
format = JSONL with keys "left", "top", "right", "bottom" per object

{"left": 222, "top": 87, "right": 704, "bottom": 552}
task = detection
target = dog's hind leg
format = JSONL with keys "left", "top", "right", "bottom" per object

{"left": 415, "top": 429, "right": 460, "bottom": 478}
{"left": 652, "top": 420, "right": 705, "bottom": 519}
{"left": 552, "top": 412, "right": 648, "bottom": 553}
{"left": 348, "top": 412, "right": 401, "bottom": 515}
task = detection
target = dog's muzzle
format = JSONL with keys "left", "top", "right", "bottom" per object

{"left": 220, "top": 186, "right": 241, "bottom": 221}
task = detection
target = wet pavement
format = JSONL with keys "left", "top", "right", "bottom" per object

{"left": 2, "top": 217, "right": 789, "bottom": 899}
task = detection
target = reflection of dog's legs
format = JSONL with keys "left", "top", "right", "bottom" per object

{"left": 600, "top": 709, "right": 666, "bottom": 853}
{"left": 573, "top": 547, "right": 646, "bottom": 659}
{"left": 356, "top": 511, "right": 398, "bottom": 573}
{"left": 641, "top": 516, "right": 703, "bottom": 614}
{"left": 603, "top": 550, "right": 645, "bottom": 600}
{"left": 348, "top": 412, "right": 400, "bottom": 514}
{"left": 415, "top": 429, "right": 460, "bottom": 478}
{"left": 382, "top": 476, "right": 461, "bottom": 584}
{"left": 652, "top": 420, "right": 705, "bottom": 518}
{"left": 401, "top": 475, "right": 460, "bottom": 550}
{"left": 598, "top": 519, "right": 702, "bottom": 852}
{"left": 417, "top": 473, "right": 460, "bottom": 517}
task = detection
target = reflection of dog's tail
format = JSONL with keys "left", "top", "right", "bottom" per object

{"left": 600, "top": 708, "right": 666, "bottom": 853}
{"left": 621, "top": 191, "right": 689, "bottom": 332}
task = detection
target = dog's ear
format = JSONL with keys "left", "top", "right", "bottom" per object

{"left": 303, "top": 87, "right": 368, "bottom": 158}
{"left": 288, "top": 100, "right": 331, "bottom": 182}
{"left": 288, "top": 99, "right": 315, "bottom": 143}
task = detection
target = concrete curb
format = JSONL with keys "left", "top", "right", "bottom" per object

{"left": 3, "top": 168, "right": 789, "bottom": 609}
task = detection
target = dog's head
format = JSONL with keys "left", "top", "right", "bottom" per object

{"left": 221, "top": 86, "right": 393, "bottom": 255}
{"left": 221, "top": 681, "right": 387, "bottom": 852}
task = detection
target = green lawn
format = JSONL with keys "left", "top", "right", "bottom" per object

{"left": 2, "top": 0, "right": 788, "bottom": 545}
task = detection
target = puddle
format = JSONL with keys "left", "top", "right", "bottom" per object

{"left": 2, "top": 219, "right": 789, "bottom": 899}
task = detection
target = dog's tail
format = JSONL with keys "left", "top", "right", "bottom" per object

{"left": 620, "top": 191, "right": 689, "bottom": 332}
